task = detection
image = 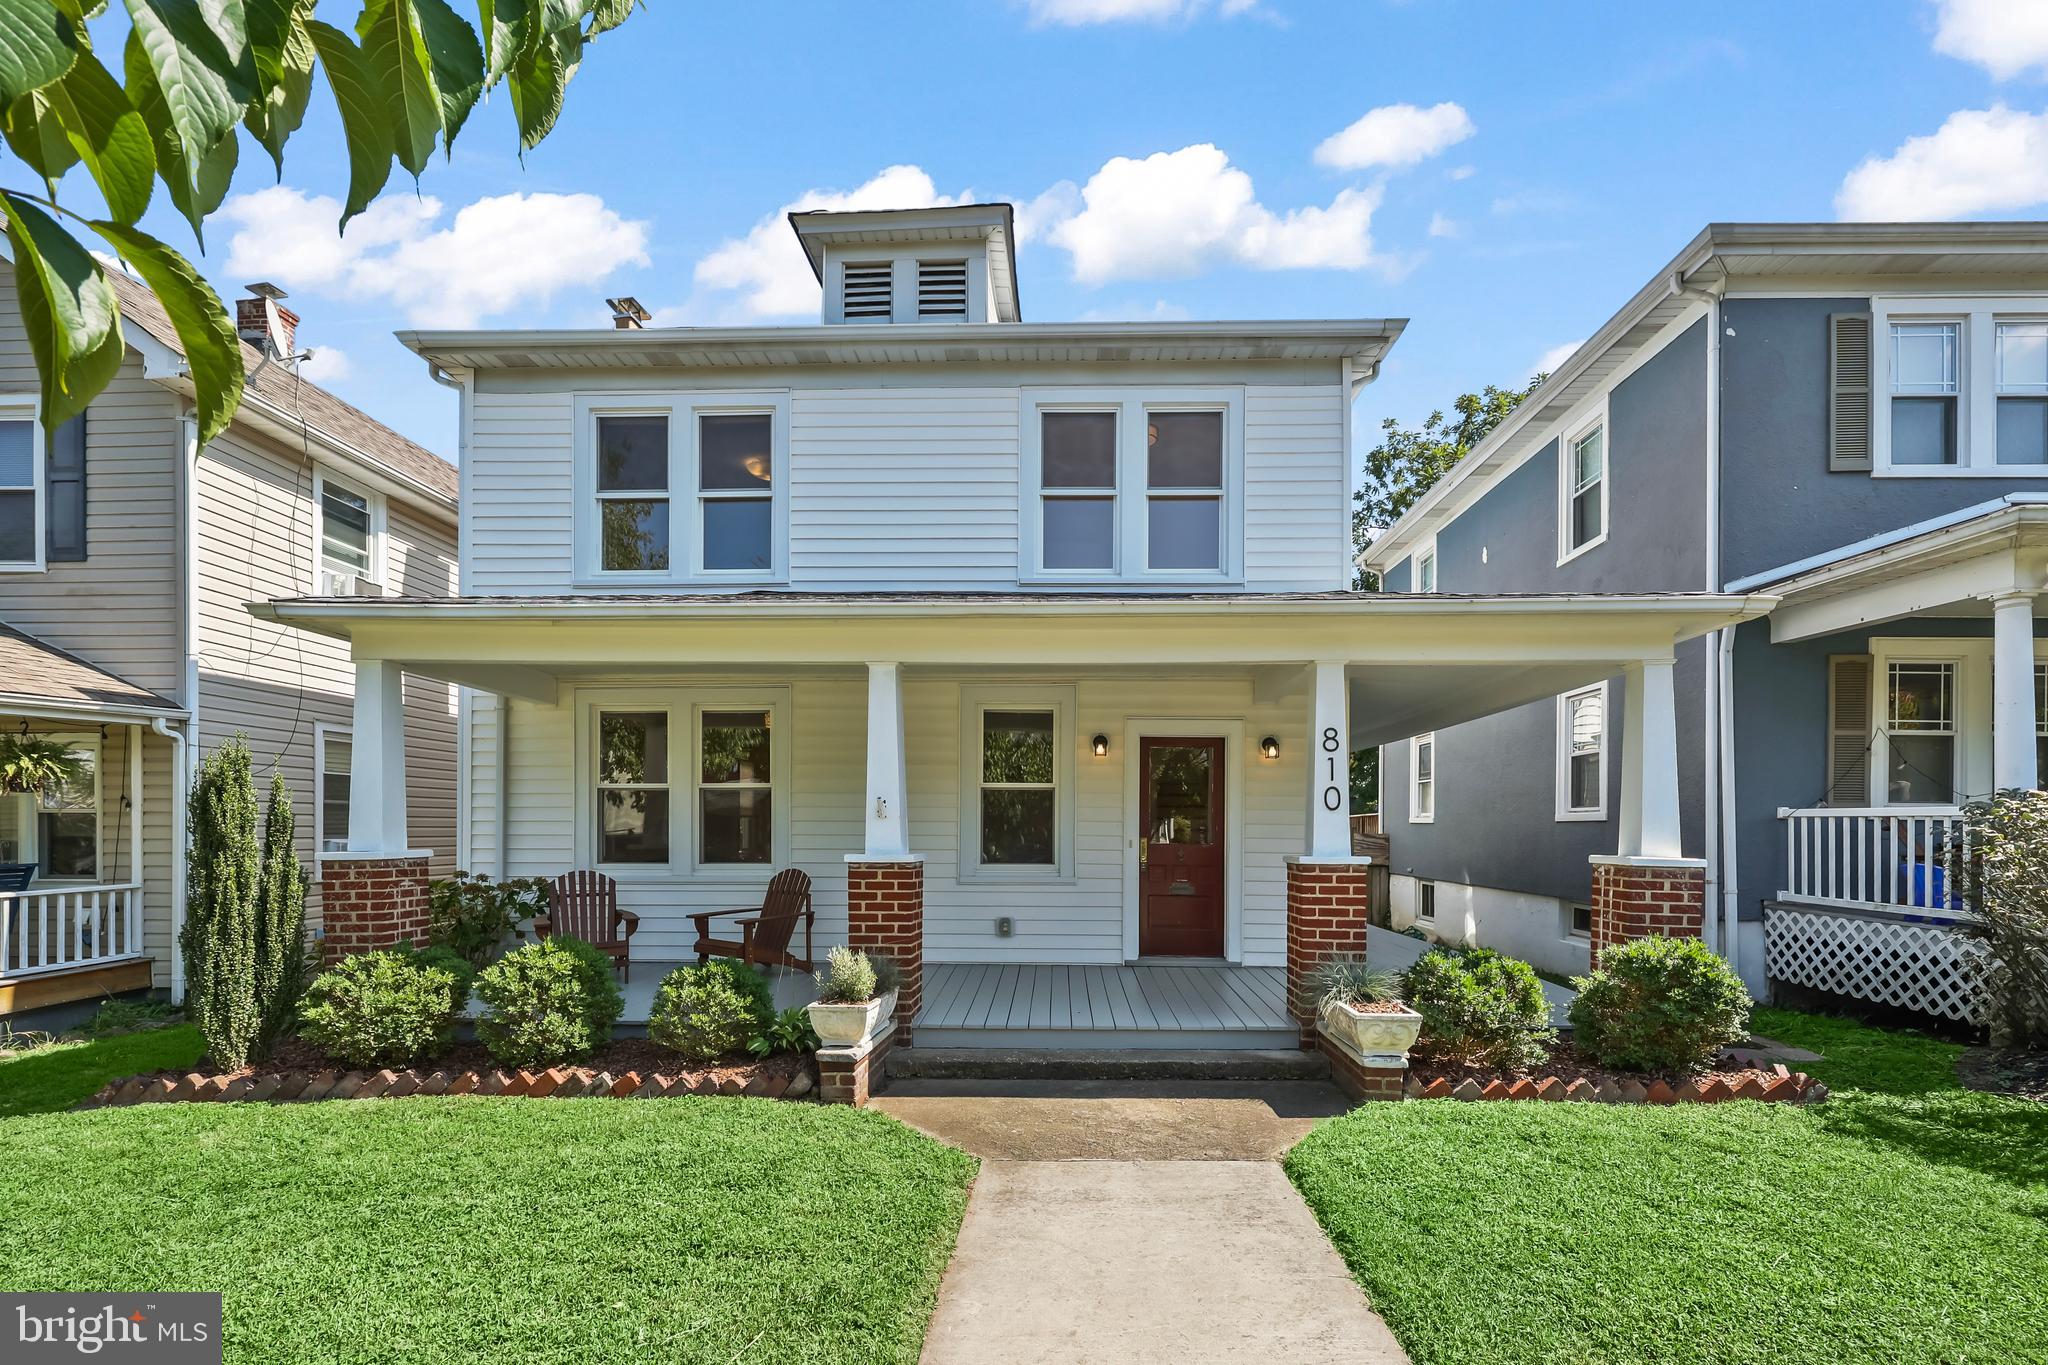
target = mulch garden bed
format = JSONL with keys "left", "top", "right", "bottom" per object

{"left": 76, "top": 1036, "right": 816, "bottom": 1110}
{"left": 1398, "top": 1040, "right": 1826, "bottom": 1105}
{"left": 1958, "top": 1046, "right": 2048, "bottom": 1102}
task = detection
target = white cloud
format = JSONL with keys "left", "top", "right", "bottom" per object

{"left": 1835, "top": 105, "right": 2048, "bottom": 219}
{"left": 1012, "top": 181, "right": 1082, "bottom": 245}
{"left": 1427, "top": 211, "right": 1461, "bottom": 239}
{"left": 1022, "top": 0, "right": 1253, "bottom": 25}
{"left": 1446, "top": 164, "right": 1476, "bottom": 181}
{"left": 1932, "top": 0, "right": 2048, "bottom": 81}
{"left": 1531, "top": 339, "right": 1584, "bottom": 379}
{"left": 218, "top": 186, "right": 648, "bottom": 327}
{"left": 691, "top": 165, "right": 967, "bottom": 319}
{"left": 296, "top": 347, "right": 353, "bottom": 383}
{"left": 1314, "top": 102, "right": 1475, "bottom": 171}
{"left": 1046, "top": 144, "right": 1384, "bottom": 282}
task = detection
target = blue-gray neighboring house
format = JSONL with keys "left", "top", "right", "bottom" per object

{"left": 1364, "top": 222, "right": 2048, "bottom": 1022}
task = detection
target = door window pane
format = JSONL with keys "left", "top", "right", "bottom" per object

{"left": 596, "top": 416, "right": 668, "bottom": 491}
{"left": 1147, "top": 497, "right": 1220, "bottom": 570}
{"left": 1146, "top": 745, "right": 1214, "bottom": 844}
{"left": 601, "top": 500, "right": 669, "bottom": 571}
{"left": 596, "top": 711, "right": 669, "bottom": 863}
{"left": 980, "top": 710, "right": 1055, "bottom": 865}
{"left": 1043, "top": 497, "right": 1114, "bottom": 570}
{"left": 1146, "top": 412, "right": 1222, "bottom": 488}
{"left": 1043, "top": 412, "right": 1117, "bottom": 487}
{"left": 1886, "top": 663, "right": 1955, "bottom": 804}
{"left": 700, "top": 710, "right": 771, "bottom": 864}
{"left": 698, "top": 414, "right": 772, "bottom": 490}
{"left": 702, "top": 499, "right": 771, "bottom": 571}
{"left": 1892, "top": 397, "right": 1957, "bottom": 465}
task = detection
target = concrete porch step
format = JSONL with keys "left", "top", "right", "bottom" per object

{"left": 885, "top": 1046, "right": 1331, "bottom": 1083}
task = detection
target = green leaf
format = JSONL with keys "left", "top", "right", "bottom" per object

{"left": 0, "top": 0, "right": 79, "bottom": 105}
{"left": 90, "top": 221, "right": 243, "bottom": 445}
{"left": 243, "top": 0, "right": 314, "bottom": 171}
{"left": 356, "top": 0, "right": 441, "bottom": 178}
{"left": 505, "top": 25, "right": 569, "bottom": 151}
{"left": 126, "top": 29, "right": 237, "bottom": 245}
{"left": 0, "top": 192, "right": 125, "bottom": 432}
{"left": 412, "top": 0, "right": 483, "bottom": 153}
{"left": 303, "top": 21, "right": 393, "bottom": 228}
{"left": 42, "top": 48, "right": 156, "bottom": 224}
{"left": 585, "top": 0, "right": 633, "bottom": 38}
{"left": 121, "top": 0, "right": 249, "bottom": 201}
{"left": 2, "top": 93, "right": 82, "bottom": 195}
{"left": 475, "top": 0, "right": 530, "bottom": 86}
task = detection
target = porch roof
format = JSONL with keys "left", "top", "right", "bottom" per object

{"left": 0, "top": 624, "right": 184, "bottom": 723}
{"left": 252, "top": 589, "right": 1772, "bottom": 747}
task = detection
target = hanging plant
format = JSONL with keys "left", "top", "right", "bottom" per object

{"left": 0, "top": 734, "right": 85, "bottom": 798}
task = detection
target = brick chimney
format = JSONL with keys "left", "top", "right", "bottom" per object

{"left": 236, "top": 282, "right": 299, "bottom": 358}
{"left": 606, "top": 296, "right": 651, "bottom": 330}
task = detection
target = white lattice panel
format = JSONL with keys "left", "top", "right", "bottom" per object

{"left": 1764, "top": 905, "right": 1987, "bottom": 1024}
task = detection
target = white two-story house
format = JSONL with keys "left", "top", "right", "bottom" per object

{"left": 260, "top": 204, "right": 1768, "bottom": 1050}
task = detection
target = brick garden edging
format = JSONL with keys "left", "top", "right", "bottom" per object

{"left": 77, "top": 1063, "right": 817, "bottom": 1109}
{"left": 1398, "top": 1062, "right": 1826, "bottom": 1106}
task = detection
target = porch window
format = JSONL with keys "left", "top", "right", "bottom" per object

{"left": 317, "top": 476, "right": 376, "bottom": 590}
{"left": 1557, "top": 684, "right": 1605, "bottom": 819}
{"left": 318, "top": 728, "right": 351, "bottom": 853}
{"left": 596, "top": 710, "right": 670, "bottom": 863}
{"left": 1410, "top": 733, "right": 1435, "bottom": 823}
{"left": 595, "top": 415, "right": 670, "bottom": 572}
{"left": 1884, "top": 661, "right": 1956, "bottom": 804}
{"left": 1562, "top": 423, "right": 1605, "bottom": 557}
{"left": 1040, "top": 411, "right": 1117, "bottom": 571}
{"left": 979, "top": 710, "right": 1056, "bottom": 865}
{"left": 1997, "top": 321, "right": 2048, "bottom": 466}
{"left": 1145, "top": 410, "right": 1223, "bottom": 571}
{"left": 1890, "top": 322, "right": 1959, "bottom": 466}
{"left": 0, "top": 413, "right": 36, "bottom": 566}
{"left": 698, "top": 414, "right": 773, "bottom": 572}
{"left": 698, "top": 710, "right": 772, "bottom": 864}
{"left": 0, "top": 737, "right": 97, "bottom": 877}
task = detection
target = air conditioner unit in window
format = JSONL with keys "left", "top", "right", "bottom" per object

{"left": 320, "top": 571, "right": 383, "bottom": 597}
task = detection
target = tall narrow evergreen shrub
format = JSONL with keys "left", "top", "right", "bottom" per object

{"left": 182, "top": 738, "right": 261, "bottom": 1069}
{"left": 253, "top": 773, "right": 310, "bottom": 1054}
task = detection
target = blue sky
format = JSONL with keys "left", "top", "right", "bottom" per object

{"left": 76, "top": 0, "right": 2048, "bottom": 462}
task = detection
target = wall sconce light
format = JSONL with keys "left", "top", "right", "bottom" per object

{"left": 1260, "top": 736, "right": 1281, "bottom": 760}
{"left": 1092, "top": 734, "right": 1110, "bottom": 757}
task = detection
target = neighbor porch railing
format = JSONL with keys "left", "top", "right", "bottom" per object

{"left": 1776, "top": 806, "right": 1975, "bottom": 918}
{"left": 0, "top": 883, "right": 144, "bottom": 978}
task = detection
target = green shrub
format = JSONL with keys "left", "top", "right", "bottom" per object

{"left": 473, "top": 937, "right": 623, "bottom": 1068}
{"left": 1569, "top": 936, "right": 1751, "bottom": 1074}
{"left": 427, "top": 872, "right": 550, "bottom": 968}
{"left": 1309, "top": 955, "right": 1403, "bottom": 1009}
{"left": 299, "top": 950, "right": 466, "bottom": 1068}
{"left": 649, "top": 959, "right": 774, "bottom": 1063}
{"left": 394, "top": 942, "right": 478, "bottom": 1012}
{"left": 1956, "top": 791, "right": 2048, "bottom": 1047}
{"left": 1403, "top": 946, "right": 1554, "bottom": 1068}
{"left": 748, "top": 1005, "right": 820, "bottom": 1058}
{"left": 814, "top": 945, "right": 879, "bottom": 1004}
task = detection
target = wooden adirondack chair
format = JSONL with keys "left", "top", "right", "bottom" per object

{"left": 536, "top": 870, "right": 641, "bottom": 980}
{"left": 689, "top": 868, "right": 814, "bottom": 972}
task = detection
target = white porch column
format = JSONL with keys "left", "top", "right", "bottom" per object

{"left": 862, "top": 661, "right": 911, "bottom": 859}
{"left": 1617, "top": 658, "right": 1682, "bottom": 859}
{"left": 1308, "top": 659, "right": 1352, "bottom": 859}
{"left": 348, "top": 659, "right": 410, "bottom": 853}
{"left": 1992, "top": 592, "right": 2039, "bottom": 792}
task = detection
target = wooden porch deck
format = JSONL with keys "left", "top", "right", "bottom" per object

{"left": 915, "top": 962, "right": 1299, "bottom": 1049}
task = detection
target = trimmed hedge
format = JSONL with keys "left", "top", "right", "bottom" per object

{"left": 649, "top": 959, "right": 774, "bottom": 1063}
{"left": 474, "top": 937, "right": 624, "bottom": 1068}
{"left": 299, "top": 949, "right": 467, "bottom": 1068}
{"left": 1569, "top": 936, "right": 1751, "bottom": 1074}
{"left": 1403, "top": 946, "right": 1554, "bottom": 1068}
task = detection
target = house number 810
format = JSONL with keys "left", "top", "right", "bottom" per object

{"left": 1321, "top": 727, "right": 1343, "bottom": 811}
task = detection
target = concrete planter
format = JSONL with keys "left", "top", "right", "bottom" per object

{"left": 1318, "top": 999, "right": 1422, "bottom": 1065}
{"left": 808, "top": 988, "right": 898, "bottom": 1048}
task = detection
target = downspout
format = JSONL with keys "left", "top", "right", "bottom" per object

{"left": 153, "top": 716, "right": 188, "bottom": 1000}
{"left": 1719, "top": 629, "right": 1741, "bottom": 984}
{"left": 167, "top": 411, "right": 203, "bottom": 1001}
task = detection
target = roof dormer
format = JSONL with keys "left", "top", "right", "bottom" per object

{"left": 790, "top": 203, "right": 1021, "bottom": 325}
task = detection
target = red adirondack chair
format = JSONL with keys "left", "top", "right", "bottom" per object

{"left": 689, "top": 868, "right": 814, "bottom": 972}
{"left": 536, "top": 870, "right": 641, "bottom": 980}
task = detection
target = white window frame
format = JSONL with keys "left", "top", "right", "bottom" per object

{"left": 1033, "top": 404, "right": 1122, "bottom": 576}
{"left": 1557, "top": 407, "right": 1609, "bottom": 565}
{"left": 1413, "top": 539, "right": 1438, "bottom": 593}
{"left": 571, "top": 686, "right": 790, "bottom": 879}
{"left": 572, "top": 393, "right": 790, "bottom": 585}
{"left": 1409, "top": 732, "right": 1436, "bottom": 824}
{"left": 1416, "top": 879, "right": 1437, "bottom": 922}
{"left": 1555, "top": 682, "right": 1607, "bottom": 821}
{"left": 958, "top": 683, "right": 1076, "bottom": 882}
{"left": 314, "top": 722, "right": 352, "bottom": 864}
{"left": 1565, "top": 902, "right": 1592, "bottom": 940}
{"left": 311, "top": 470, "right": 387, "bottom": 592}
{"left": 1875, "top": 654, "right": 1963, "bottom": 808}
{"left": 1872, "top": 295, "right": 2048, "bottom": 476}
{"left": 822, "top": 247, "right": 992, "bottom": 325}
{"left": 0, "top": 396, "right": 46, "bottom": 574}
{"left": 1020, "top": 387, "right": 1245, "bottom": 585}
{"left": 0, "top": 731, "right": 102, "bottom": 880}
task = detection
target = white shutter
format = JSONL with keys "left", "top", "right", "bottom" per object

{"left": 1826, "top": 654, "right": 1873, "bottom": 805}
{"left": 916, "top": 260, "right": 969, "bottom": 319}
{"left": 841, "top": 263, "right": 893, "bottom": 320}
{"left": 1829, "top": 313, "right": 1873, "bottom": 472}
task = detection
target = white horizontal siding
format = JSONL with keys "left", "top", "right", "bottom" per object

{"left": 1244, "top": 385, "right": 1348, "bottom": 591}
{"left": 466, "top": 390, "right": 574, "bottom": 592}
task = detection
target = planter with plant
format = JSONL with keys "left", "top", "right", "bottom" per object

{"left": 0, "top": 733, "right": 84, "bottom": 798}
{"left": 807, "top": 947, "right": 898, "bottom": 1047}
{"left": 1309, "top": 957, "right": 1422, "bottom": 1062}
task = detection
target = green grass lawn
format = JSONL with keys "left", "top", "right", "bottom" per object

{"left": 0, "top": 1023, "right": 205, "bottom": 1117}
{"left": 1287, "top": 1008, "right": 2048, "bottom": 1365}
{"left": 0, "top": 1085, "right": 976, "bottom": 1363}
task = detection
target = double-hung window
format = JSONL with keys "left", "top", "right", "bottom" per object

{"left": 596, "top": 710, "right": 671, "bottom": 863}
{"left": 1410, "top": 733, "right": 1436, "bottom": 823}
{"left": 1026, "top": 390, "right": 1240, "bottom": 581}
{"left": 585, "top": 690, "right": 786, "bottom": 871}
{"left": 1884, "top": 661, "right": 1956, "bottom": 804}
{"left": 583, "top": 397, "right": 786, "bottom": 581}
{"left": 1997, "top": 321, "right": 2048, "bottom": 465}
{"left": 0, "top": 735, "right": 97, "bottom": 878}
{"left": 960, "top": 686, "right": 1073, "bottom": 877}
{"left": 1873, "top": 297, "right": 2048, "bottom": 472}
{"left": 317, "top": 727, "right": 352, "bottom": 853}
{"left": 1414, "top": 543, "right": 1438, "bottom": 593}
{"left": 697, "top": 414, "right": 773, "bottom": 572}
{"left": 594, "top": 415, "right": 671, "bottom": 573}
{"left": 1557, "top": 684, "right": 1605, "bottom": 820}
{"left": 1890, "top": 322, "right": 1960, "bottom": 466}
{"left": 316, "top": 474, "right": 383, "bottom": 591}
{"left": 1561, "top": 420, "right": 1606, "bottom": 559}
{"left": 698, "top": 710, "right": 772, "bottom": 864}
{"left": 0, "top": 409, "right": 37, "bottom": 568}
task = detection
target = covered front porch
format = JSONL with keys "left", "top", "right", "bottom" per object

{"left": 259, "top": 589, "right": 1768, "bottom": 1049}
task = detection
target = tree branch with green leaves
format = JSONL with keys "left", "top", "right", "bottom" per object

{"left": 0, "top": 0, "right": 643, "bottom": 446}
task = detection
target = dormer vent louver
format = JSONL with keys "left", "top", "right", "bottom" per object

{"left": 841, "top": 263, "right": 894, "bottom": 320}
{"left": 917, "top": 260, "right": 969, "bottom": 319}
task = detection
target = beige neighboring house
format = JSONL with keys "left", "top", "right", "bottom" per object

{"left": 0, "top": 267, "right": 458, "bottom": 1017}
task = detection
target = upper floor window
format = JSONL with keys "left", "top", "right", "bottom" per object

{"left": 1409, "top": 733, "right": 1436, "bottom": 823}
{"left": 1873, "top": 296, "right": 2048, "bottom": 475}
{"left": 1024, "top": 389, "right": 1241, "bottom": 582}
{"left": 1560, "top": 420, "right": 1606, "bottom": 561}
{"left": 1998, "top": 322, "right": 2048, "bottom": 466}
{"left": 0, "top": 410, "right": 37, "bottom": 568}
{"left": 1890, "top": 322, "right": 1959, "bottom": 466}
{"left": 317, "top": 474, "right": 384, "bottom": 591}
{"left": 698, "top": 415, "right": 773, "bottom": 572}
{"left": 1556, "top": 683, "right": 1605, "bottom": 820}
{"left": 595, "top": 415, "right": 670, "bottom": 573}
{"left": 1414, "top": 543, "right": 1438, "bottom": 593}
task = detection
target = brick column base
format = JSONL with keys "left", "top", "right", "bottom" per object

{"left": 319, "top": 854, "right": 432, "bottom": 963}
{"left": 816, "top": 1023, "right": 894, "bottom": 1106}
{"left": 1320, "top": 1035, "right": 1406, "bottom": 1102}
{"left": 1589, "top": 857, "right": 1707, "bottom": 964}
{"left": 847, "top": 859, "right": 922, "bottom": 1045}
{"left": 1286, "top": 858, "right": 1372, "bottom": 1044}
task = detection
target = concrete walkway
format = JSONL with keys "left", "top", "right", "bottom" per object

{"left": 877, "top": 1081, "right": 1410, "bottom": 1365}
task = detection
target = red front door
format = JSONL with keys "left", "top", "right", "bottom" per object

{"left": 1139, "top": 737, "right": 1225, "bottom": 957}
